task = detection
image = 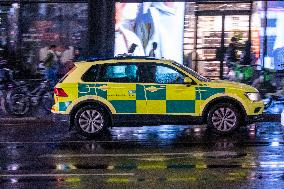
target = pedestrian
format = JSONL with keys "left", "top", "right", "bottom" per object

{"left": 74, "top": 47, "right": 85, "bottom": 62}
{"left": 43, "top": 45, "right": 59, "bottom": 87}
{"left": 240, "top": 41, "right": 256, "bottom": 65}
{"left": 149, "top": 42, "right": 157, "bottom": 57}
{"left": 185, "top": 51, "right": 192, "bottom": 69}
{"left": 225, "top": 37, "right": 238, "bottom": 68}
{"left": 59, "top": 45, "right": 74, "bottom": 77}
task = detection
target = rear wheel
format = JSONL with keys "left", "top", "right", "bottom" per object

{"left": 74, "top": 105, "right": 110, "bottom": 138}
{"left": 207, "top": 103, "right": 241, "bottom": 135}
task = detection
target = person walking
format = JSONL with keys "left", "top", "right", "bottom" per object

{"left": 43, "top": 45, "right": 59, "bottom": 87}
{"left": 225, "top": 37, "right": 238, "bottom": 68}
{"left": 240, "top": 41, "right": 256, "bottom": 65}
{"left": 149, "top": 42, "right": 157, "bottom": 57}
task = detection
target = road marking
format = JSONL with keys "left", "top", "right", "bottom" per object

{"left": 107, "top": 178, "right": 130, "bottom": 183}
{"left": 167, "top": 177, "right": 197, "bottom": 182}
{"left": 0, "top": 173, "right": 134, "bottom": 177}
{"left": 41, "top": 152, "right": 200, "bottom": 158}
{"left": 0, "top": 140, "right": 142, "bottom": 145}
{"left": 40, "top": 151, "right": 246, "bottom": 158}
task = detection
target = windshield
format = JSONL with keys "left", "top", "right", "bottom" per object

{"left": 172, "top": 62, "right": 210, "bottom": 82}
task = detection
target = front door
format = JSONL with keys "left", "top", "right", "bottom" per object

{"left": 144, "top": 64, "right": 197, "bottom": 115}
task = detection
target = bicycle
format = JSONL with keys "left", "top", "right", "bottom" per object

{"left": 6, "top": 80, "right": 54, "bottom": 116}
{"left": 226, "top": 62, "right": 256, "bottom": 84}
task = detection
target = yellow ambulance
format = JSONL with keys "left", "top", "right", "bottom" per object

{"left": 52, "top": 56, "right": 264, "bottom": 137}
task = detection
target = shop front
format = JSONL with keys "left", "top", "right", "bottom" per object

{"left": 0, "top": 0, "right": 114, "bottom": 79}
{"left": 183, "top": 1, "right": 284, "bottom": 79}
{"left": 1, "top": 0, "right": 284, "bottom": 80}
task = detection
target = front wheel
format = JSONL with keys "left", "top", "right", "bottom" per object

{"left": 74, "top": 105, "right": 110, "bottom": 138}
{"left": 207, "top": 103, "right": 241, "bottom": 135}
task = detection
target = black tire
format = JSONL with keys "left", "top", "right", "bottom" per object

{"left": 207, "top": 103, "right": 241, "bottom": 135}
{"left": 74, "top": 105, "right": 110, "bottom": 138}
{"left": 6, "top": 90, "right": 30, "bottom": 116}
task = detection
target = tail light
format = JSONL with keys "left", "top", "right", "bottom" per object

{"left": 54, "top": 88, "right": 68, "bottom": 97}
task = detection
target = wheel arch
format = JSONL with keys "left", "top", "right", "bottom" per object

{"left": 202, "top": 96, "right": 247, "bottom": 123}
{"left": 70, "top": 99, "right": 114, "bottom": 128}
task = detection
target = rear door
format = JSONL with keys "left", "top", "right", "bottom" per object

{"left": 78, "top": 63, "right": 148, "bottom": 114}
{"left": 96, "top": 63, "right": 139, "bottom": 114}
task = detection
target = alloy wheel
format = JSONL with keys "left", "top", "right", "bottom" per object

{"left": 211, "top": 107, "right": 237, "bottom": 132}
{"left": 78, "top": 109, "right": 104, "bottom": 134}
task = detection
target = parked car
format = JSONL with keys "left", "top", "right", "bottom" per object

{"left": 52, "top": 56, "right": 264, "bottom": 137}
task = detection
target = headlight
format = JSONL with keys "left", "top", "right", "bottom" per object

{"left": 245, "top": 92, "right": 262, "bottom": 102}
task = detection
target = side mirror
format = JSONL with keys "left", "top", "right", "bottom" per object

{"left": 183, "top": 77, "right": 193, "bottom": 86}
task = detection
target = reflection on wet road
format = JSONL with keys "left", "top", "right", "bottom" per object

{"left": 0, "top": 122, "right": 283, "bottom": 188}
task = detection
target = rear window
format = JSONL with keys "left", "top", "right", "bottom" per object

{"left": 81, "top": 65, "right": 100, "bottom": 82}
{"left": 98, "top": 64, "right": 138, "bottom": 83}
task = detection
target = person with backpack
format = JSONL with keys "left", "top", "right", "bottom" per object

{"left": 44, "top": 45, "right": 59, "bottom": 87}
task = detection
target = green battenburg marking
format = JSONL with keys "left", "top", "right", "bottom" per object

{"left": 166, "top": 100, "right": 195, "bottom": 113}
{"left": 146, "top": 85, "right": 166, "bottom": 100}
{"left": 59, "top": 101, "right": 71, "bottom": 111}
{"left": 78, "top": 84, "right": 96, "bottom": 97}
{"left": 136, "top": 84, "right": 146, "bottom": 100}
{"left": 196, "top": 87, "right": 225, "bottom": 100}
{"left": 110, "top": 100, "right": 136, "bottom": 113}
{"left": 95, "top": 84, "right": 108, "bottom": 99}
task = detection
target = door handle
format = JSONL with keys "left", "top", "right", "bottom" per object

{"left": 145, "top": 86, "right": 164, "bottom": 92}
{"left": 98, "top": 85, "right": 109, "bottom": 91}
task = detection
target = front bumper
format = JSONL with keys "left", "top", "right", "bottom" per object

{"left": 246, "top": 100, "right": 264, "bottom": 115}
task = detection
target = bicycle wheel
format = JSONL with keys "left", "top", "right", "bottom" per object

{"left": 6, "top": 90, "right": 30, "bottom": 116}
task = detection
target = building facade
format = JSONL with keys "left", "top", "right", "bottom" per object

{"left": 0, "top": 0, "right": 283, "bottom": 79}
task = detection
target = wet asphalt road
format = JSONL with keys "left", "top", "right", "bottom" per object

{"left": 0, "top": 121, "right": 283, "bottom": 189}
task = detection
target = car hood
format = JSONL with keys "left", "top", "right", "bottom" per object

{"left": 204, "top": 80, "right": 258, "bottom": 93}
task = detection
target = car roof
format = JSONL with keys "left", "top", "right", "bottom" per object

{"left": 75, "top": 56, "right": 173, "bottom": 66}
{"left": 87, "top": 56, "right": 159, "bottom": 62}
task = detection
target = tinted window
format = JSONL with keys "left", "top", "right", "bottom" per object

{"left": 81, "top": 65, "right": 99, "bottom": 82}
{"left": 99, "top": 64, "right": 138, "bottom": 83}
{"left": 155, "top": 65, "right": 185, "bottom": 84}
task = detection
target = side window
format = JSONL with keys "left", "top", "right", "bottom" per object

{"left": 155, "top": 65, "right": 185, "bottom": 84}
{"left": 99, "top": 64, "right": 138, "bottom": 83}
{"left": 81, "top": 65, "right": 99, "bottom": 82}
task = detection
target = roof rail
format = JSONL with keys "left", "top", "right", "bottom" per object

{"left": 86, "top": 55, "right": 159, "bottom": 62}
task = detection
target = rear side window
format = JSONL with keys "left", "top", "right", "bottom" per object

{"left": 81, "top": 65, "right": 99, "bottom": 82}
{"left": 98, "top": 64, "right": 138, "bottom": 83}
